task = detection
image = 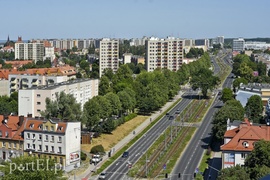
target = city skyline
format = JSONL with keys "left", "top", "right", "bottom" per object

{"left": 1, "top": 0, "right": 270, "bottom": 40}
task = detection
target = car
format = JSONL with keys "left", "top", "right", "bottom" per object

{"left": 169, "top": 115, "right": 174, "bottom": 120}
{"left": 99, "top": 172, "right": 106, "bottom": 179}
{"left": 90, "top": 154, "right": 103, "bottom": 164}
{"left": 122, "top": 151, "right": 129, "bottom": 158}
{"left": 175, "top": 109, "right": 180, "bottom": 114}
{"left": 166, "top": 112, "right": 170, "bottom": 116}
{"left": 218, "top": 91, "right": 222, "bottom": 95}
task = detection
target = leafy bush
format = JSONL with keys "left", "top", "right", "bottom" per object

{"left": 124, "top": 113, "right": 137, "bottom": 122}
{"left": 90, "top": 144, "right": 105, "bottom": 154}
{"left": 81, "top": 152, "right": 87, "bottom": 161}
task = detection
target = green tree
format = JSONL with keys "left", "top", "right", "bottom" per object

{"left": 212, "top": 100, "right": 245, "bottom": 141}
{"left": 41, "top": 91, "right": 82, "bottom": 121}
{"left": 117, "top": 90, "right": 133, "bottom": 114}
{"left": 1, "top": 156, "right": 64, "bottom": 180}
{"left": 245, "top": 140, "right": 270, "bottom": 179}
{"left": 104, "top": 92, "right": 121, "bottom": 115}
{"left": 102, "top": 118, "right": 115, "bottom": 134}
{"left": 217, "top": 165, "right": 249, "bottom": 180}
{"left": 190, "top": 68, "right": 220, "bottom": 97}
{"left": 221, "top": 88, "right": 234, "bottom": 103}
{"left": 99, "top": 76, "right": 113, "bottom": 96}
{"left": 0, "top": 95, "right": 18, "bottom": 115}
{"left": 245, "top": 95, "right": 263, "bottom": 123}
{"left": 238, "top": 63, "right": 253, "bottom": 81}
{"left": 232, "top": 78, "right": 248, "bottom": 91}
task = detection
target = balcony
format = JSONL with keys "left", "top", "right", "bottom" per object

{"left": 32, "top": 79, "right": 39, "bottom": 85}
{"left": 10, "top": 78, "right": 17, "bottom": 84}
{"left": 21, "top": 78, "right": 28, "bottom": 84}
{"left": 10, "top": 84, "right": 17, "bottom": 90}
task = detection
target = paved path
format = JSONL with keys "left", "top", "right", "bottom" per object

{"left": 67, "top": 90, "right": 185, "bottom": 180}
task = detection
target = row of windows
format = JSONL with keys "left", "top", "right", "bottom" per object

{"left": 26, "top": 133, "right": 62, "bottom": 142}
{"left": 0, "top": 131, "right": 9, "bottom": 138}
{"left": 27, "top": 143, "right": 62, "bottom": 153}
{"left": 2, "top": 142, "right": 23, "bottom": 149}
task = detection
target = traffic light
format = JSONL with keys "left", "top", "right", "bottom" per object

{"left": 178, "top": 173, "right": 181, "bottom": 178}
{"left": 165, "top": 173, "right": 168, "bottom": 178}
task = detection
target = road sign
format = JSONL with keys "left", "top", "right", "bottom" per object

{"left": 163, "top": 164, "right": 166, "bottom": 170}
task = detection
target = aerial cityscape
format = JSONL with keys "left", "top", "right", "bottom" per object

{"left": 0, "top": 0, "right": 270, "bottom": 180}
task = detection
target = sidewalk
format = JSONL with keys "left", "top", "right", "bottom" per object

{"left": 69, "top": 90, "right": 184, "bottom": 180}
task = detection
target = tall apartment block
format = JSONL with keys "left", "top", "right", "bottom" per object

{"left": 18, "top": 78, "right": 99, "bottom": 117}
{"left": 99, "top": 38, "right": 119, "bottom": 77}
{"left": 233, "top": 38, "right": 245, "bottom": 52}
{"left": 145, "top": 37, "right": 183, "bottom": 72}
{"left": 15, "top": 37, "right": 44, "bottom": 63}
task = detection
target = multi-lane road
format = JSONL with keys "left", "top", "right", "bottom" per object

{"left": 105, "top": 92, "right": 195, "bottom": 179}
{"left": 101, "top": 50, "right": 233, "bottom": 180}
{"left": 171, "top": 50, "right": 234, "bottom": 180}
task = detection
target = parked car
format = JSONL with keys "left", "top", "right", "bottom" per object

{"left": 99, "top": 172, "right": 106, "bottom": 179}
{"left": 90, "top": 154, "right": 103, "bottom": 164}
{"left": 122, "top": 151, "right": 129, "bottom": 158}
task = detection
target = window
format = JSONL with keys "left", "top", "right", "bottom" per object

{"left": 39, "top": 134, "right": 42, "bottom": 140}
{"left": 37, "top": 94, "right": 41, "bottom": 97}
{"left": 13, "top": 143, "right": 16, "bottom": 148}
{"left": 45, "top": 126, "right": 48, "bottom": 131}
{"left": 32, "top": 134, "right": 35, "bottom": 139}
{"left": 19, "top": 143, "right": 22, "bottom": 149}
{"left": 0, "top": 131, "right": 2, "bottom": 137}
{"left": 241, "top": 153, "right": 247, "bottom": 159}
{"left": 27, "top": 143, "right": 30, "bottom": 149}
{"left": 39, "top": 145, "right": 42, "bottom": 151}
{"left": 37, "top": 109, "right": 41, "bottom": 112}
{"left": 30, "top": 124, "right": 34, "bottom": 128}
{"left": 5, "top": 131, "right": 9, "bottom": 138}
{"left": 60, "top": 157, "right": 63, "bottom": 164}
{"left": 9, "top": 142, "right": 11, "bottom": 148}
{"left": 51, "top": 136, "right": 54, "bottom": 142}
{"left": 38, "top": 125, "right": 42, "bottom": 129}
{"left": 58, "top": 147, "right": 62, "bottom": 153}
{"left": 45, "top": 145, "right": 48, "bottom": 152}
{"left": 51, "top": 146, "right": 54, "bottom": 152}
{"left": 33, "top": 144, "right": 35, "bottom": 150}
{"left": 58, "top": 136, "right": 62, "bottom": 142}
{"left": 2, "top": 142, "right": 6, "bottom": 147}
{"left": 45, "top": 135, "right": 48, "bottom": 141}
{"left": 51, "top": 126, "right": 54, "bottom": 131}
{"left": 27, "top": 133, "right": 30, "bottom": 139}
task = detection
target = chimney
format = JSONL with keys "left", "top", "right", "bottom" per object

{"left": 2, "top": 115, "right": 9, "bottom": 124}
{"left": 18, "top": 116, "right": 24, "bottom": 127}
{"left": 27, "top": 114, "right": 32, "bottom": 118}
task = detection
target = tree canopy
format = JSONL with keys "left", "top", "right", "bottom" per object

{"left": 221, "top": 88, "right": 234, "bottom": 103}
{"left": 245, "top": 95, "right": 263, "bottom": 123}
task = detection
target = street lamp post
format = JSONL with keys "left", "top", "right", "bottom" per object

{"left": 74, "top": 163, "right": 78, "bottom": 180}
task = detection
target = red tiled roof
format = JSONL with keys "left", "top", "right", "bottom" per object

{"left": 221, "top": 119, "right": 270, "bottom": 152}
{"left": 24, "top": 118, "right": 67, "bottom": 133}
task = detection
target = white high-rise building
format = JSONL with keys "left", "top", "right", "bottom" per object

{"left": 99, "top": 38, "right": 119, "bottom": 77}
{"left": 15, "top": 37, "right": 44, "bottom": 63}
{"left": 233, "top": 38, "right": 245, "bottom": 52}
{"left": 145, "top": 37, "right": 183, "bottom": 72}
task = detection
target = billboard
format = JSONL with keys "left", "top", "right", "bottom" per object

{"left": 70, "top": 152, "right": 80, "bottom": 162}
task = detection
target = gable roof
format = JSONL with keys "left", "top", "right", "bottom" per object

{"left": 221, "top": 119, "right": 270, "bottom": 152}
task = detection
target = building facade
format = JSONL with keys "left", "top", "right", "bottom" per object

{"left": 99, "top": 38, "right": 119, "bottom": 77}
{"left": 23, "top": 117, "right": 81, "bottom": 171}
{"left": 145, "top": 37, "right": 183, "bottom": 72}
{"left": 15, "top": 37, "right": 44, "bottom": 63}
{"left": 0, "top": 115, "right": 25, "bottom": 162}
{"left": 233, "top": 38, "right": 245, "bottom": 52}
{"left": 221, "top": 118, "right": 270, "bottom": 168}
{"left": 0, "top": 79, "right": 8, "bottom": 96}
{"left": 18, "top": 78, "right": 99, "bottom": 117}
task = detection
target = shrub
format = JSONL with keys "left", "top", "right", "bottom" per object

{"left": 124, "top": 113, "right": 137, "bottom": 122}
{"left": 81, "top": 152, "right": 87, "bottom": 161}
{"left": 90, "top": 144, "right": 105, "bottom": 154}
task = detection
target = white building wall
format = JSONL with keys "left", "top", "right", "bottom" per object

{"left": 0, "top": 80, "right": 9, "bottom": 96}
{"left": 19, "top": 90, "right": 34, "bottom": 116}
{"left": 64, "top": 122, "right": 81, "bottom": 171}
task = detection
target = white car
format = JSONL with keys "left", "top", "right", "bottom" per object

{"left": 90, "top": 154, "right": 102, "bottom": 164}
{"left": 99, "top": 172, "right": 106, "bottom": 179}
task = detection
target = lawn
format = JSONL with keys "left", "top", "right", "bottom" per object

{"left": 81, "top": 115, "right": 149, "bottom": 153}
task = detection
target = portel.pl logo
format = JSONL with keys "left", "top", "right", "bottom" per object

{"left": 9, "top": 159, "right": 64, "bottom": 174}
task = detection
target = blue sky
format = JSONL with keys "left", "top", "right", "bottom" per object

{"left": 1, "top": 0, "right": 269, "bottom": 40}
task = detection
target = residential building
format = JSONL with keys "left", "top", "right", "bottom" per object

{"left": 212, "top": 36, "right": 224, "bottom": 45}
{"left": 221, "top": 118, "right": 270, "bottom": 168}
{"left": 0, "top": 115, "right": 25, "bottom": 162}
{"left": 44, "top": 46, "right": 55, "bottom": 62}
{"left": 0, "top": 79, "right": 8, "bottom": 96}
{"left": 23, "top": 117, "right": 81, "bottom": 171}
{"left": 15, "top": 37, "right": 44, "bottom": 63}
{"left": 18, "top": 78, "right": 99, "bottom": 117}
{"left": 145, "top": 36, "right": 183, "bottom": 72}
{"left": 4, "top": 65, "right": 76, "bottom": 95}
{"left": 194, "top": 39, "right": 209, "bottom": 52}
{"left": 233, "top": 38, "right": 245, "bottom": 52}
{"left": 131, "top": 55, "right": 145, "bottom": 65}
{"left": 123, "top": 53, "right": 132, "bottom": 64}
{"left": 99, "top": 38, "right": 119, "bottom": 77}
